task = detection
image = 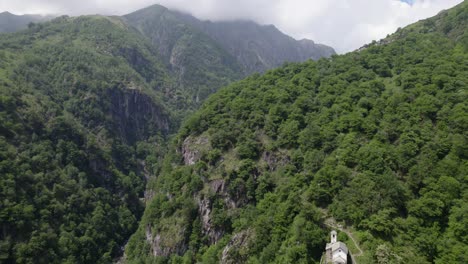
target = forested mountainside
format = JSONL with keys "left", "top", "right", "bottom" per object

{"left": 0, "top": 4, "right": 336, "bottom": 263}
{"left": 126, "top": 2, "right": 467, "bottom": 264}
{"left": 0, "top": 5, "right": 335, "bottom": 116}
{"left": 0, "top": 15, "right": 174, "bottom": 263}
{"left": 0, "top": 12, "right": 53, "bottom": 33}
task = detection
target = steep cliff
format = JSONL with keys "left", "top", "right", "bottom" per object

{"left": 108, "top": 87, "right": 170, "bottom": 144}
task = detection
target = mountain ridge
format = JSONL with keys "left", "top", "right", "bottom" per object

{"left": 164, "top": 6, "right": 336, "bottom": 74}
{"left": 0, "top": 11, "right": 54, "bottom": 33}
{"left": 122, "top": 3, "right": 335, "bottom": 112}
{"left": 125, "top": 2, "right": 467, "bottom": 263}
{"left": 1, "top": 2, "right": 465, "bottom": 264}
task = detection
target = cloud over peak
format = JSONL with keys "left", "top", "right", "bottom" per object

{"left": 0, "top": 0, "right": 463, "bottom": 53}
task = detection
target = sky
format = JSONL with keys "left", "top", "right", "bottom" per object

{"left": 0, "top": 0, "right": 463, "bottom": 53}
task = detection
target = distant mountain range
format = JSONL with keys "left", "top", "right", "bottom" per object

{"left": 0, "top": 11, "right": 53, "bottom": 33}
{"left": 0, "top": 5, "right": 335, "bottom": 111}
{"left": 125, "top": 5, "right": 335, "bottom": 75}
{"left": 1, "top": 5, "right": 335, "bottom": 76}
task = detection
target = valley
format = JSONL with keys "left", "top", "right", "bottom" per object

{"left": 0, "top": 2, "right": 466, "bottom": 264}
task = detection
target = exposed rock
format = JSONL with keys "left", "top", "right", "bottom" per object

{"left": 182, "top": 135, "right": 209, "bottom": 165}
{"left": 262, "top": 151, "right": 291, "bottom": 171}
{"left": 145, "top": 226, "right": 167, "bottom": 257}
{"left": 145, "top": 225, "right": 187, "bottom": 257}
{"left": 137, "top": 160, "right": 156, "bottom": 204}
{"left": 195, "top": 179, "right": 239, "bottom": 245}
{"left": 108, "top": 86, "right": 170, "bottom": 144}
{"left": 209, "top": 179, "right": 237, "bottom": 209}
{"left": 144, "top": 189, "right": 155, "bottom": 204}
{"left": 197, "top": 197, "right": 224, "bottom": 244}
{"left": 221, "top": 229, "right": 254, "bottom": 264}
{"left": 210, "top": 178, "right": 226, "bottom": 192}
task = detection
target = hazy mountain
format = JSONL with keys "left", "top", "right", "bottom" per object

{"left": 0, "top": 11, "right": 53, "bottom": 33}
{"left": 125, "top": 2, "right": 467, "bottom": 263}
{"left": 174, "top": 11, "right": 336, "bottom": 74}
{"left": 123, "top": 5, "right": 243, "bottom": 111}
{"left": 124, "top": 4, "right": 335, "bottom": 76}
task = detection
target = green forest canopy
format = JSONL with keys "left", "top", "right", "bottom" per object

{"left": 126, "top": 2, "right": 467, "bottom": 264}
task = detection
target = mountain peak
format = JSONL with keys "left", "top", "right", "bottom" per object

{"left": 125, "top": 4, "right": 335, "bottom": 74}
{"left": 131, "top": 4, "right": 168, "bottom": 16}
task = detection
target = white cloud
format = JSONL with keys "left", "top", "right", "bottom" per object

{"left": 0, "top": 0, "right": 463, "bottom": 53}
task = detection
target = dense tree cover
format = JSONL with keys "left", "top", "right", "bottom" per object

{"left": 0, "top": 8, "right": 333, "bottom": 262}
{"left": 127, "top": 2, "right": 467, "bottom": 263}
{"left": 0, "top": 16, "right": 173, "bottom": 263}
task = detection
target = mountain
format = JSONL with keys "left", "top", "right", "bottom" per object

{"left": 124, "top": 4, "right": 335, "bottom": 76}
{"left": 0, "top": 15, "right": 174, "bottom": 263}
{"left": 0, "top": 5, "right": 336, "bottom": 263}
{"left": 123, "top": 5, "right": 243, "bottom": 112}
{"left": 174, "top": 12, "right": 336, "bottom": 74}
{"left": 125, "top": 2, "right": 467, "bottom": 263}
{"left": 0, "top": 11, "right": 53, "bottom": 33}
{"left": 0, "top": 5, "right": 334, "bottom": 115}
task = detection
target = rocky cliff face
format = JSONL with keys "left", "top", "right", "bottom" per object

{"left": 181, "top": 135, "right": 210, "bottom": 165}
{"left": 145, "top": 224, "right": 188, "bottom": 257}
{"left": 221, "top": 230, "right": 254, "bottom": 264}
{"left": 108, "top": 86, "right": 170, "bottom": 144}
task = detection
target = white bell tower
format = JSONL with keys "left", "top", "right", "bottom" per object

{"left": 331, "top": 230, "right": 337, "bottom": 243}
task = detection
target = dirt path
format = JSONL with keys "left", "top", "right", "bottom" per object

{"left": 321, "top": 209, "right": 363, "bottom": 264}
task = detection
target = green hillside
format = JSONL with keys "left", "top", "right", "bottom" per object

{"left": 126, "top": 2, "right": 467, "bottom": 263}
{"left": 0, "top": 15, "right": 173, "bottom": 263}
{"left": 0, "top": 6, "right": 337, "bottom": 263}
